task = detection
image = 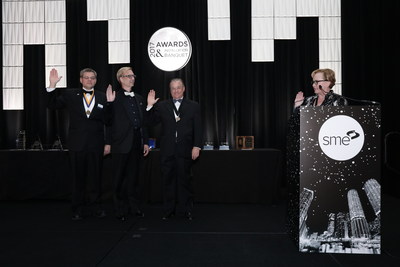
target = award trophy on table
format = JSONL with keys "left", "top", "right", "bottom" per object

{"left": 31, "top": 135, "right": 44, "bottom": 150}
{"left": 203, "top": 141, "right": 214, "bottom": 150}
{"left": 52, "top": 135, "right": 64, "bottom": 150}
{"left": 219, "top": 141, "right": 229, "bottom": 150}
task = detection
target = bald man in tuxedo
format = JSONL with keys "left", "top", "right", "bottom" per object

{"left": 146, "top": 78, "right": 202, "bottom": 220}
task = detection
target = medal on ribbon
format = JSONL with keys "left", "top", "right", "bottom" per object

{"left": 83, "top": 91, "right": 94, "bottom": 116}
{"left": 172, "top": 100, "right": 181, "bottom": 122}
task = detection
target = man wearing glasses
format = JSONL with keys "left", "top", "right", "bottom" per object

{"left": 47, "top": 68, "right": 110, "bottom": 220}
{"left": 105, "top": 67, "right": 149, "bottom": 221}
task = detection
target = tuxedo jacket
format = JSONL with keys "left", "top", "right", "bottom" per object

{"left": 106, "top": 90, "right": 149, "bottom": 153}
{"left": 147, "top": 98, "right": 202, "bottom": 158}
{"left": 47, "top": 88, "right": 109, "bottom": 152}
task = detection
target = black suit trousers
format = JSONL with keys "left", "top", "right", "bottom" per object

{"left": 111, "top": 146, "right": 143, "bottom": 215}
{"left": 161, "top": 152, "right": 193, "bottom": 214}
{"left": 69, "top": 150, "right": 103, "bottom": 213}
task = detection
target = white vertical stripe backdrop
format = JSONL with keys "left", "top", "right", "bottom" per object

{"left": 318, "top": 0, "right": 342, "bottom": 94}
{"left": 3, "top": 45, "right": 23, "bottom": 66}
{"left": 2, "top": 0, "right": 342, "bottom": 110}
{"left": 207, "top": 0, "right": 231, "bottom": 40}
{"left": 45, "top": 0, "right": 66, "bottom": 23}
{"left": 24, "top": 23, "right": 45, "bottom": 44}
{"left": 2, "top": 0, "right": 131, "bottom": 110}
{"left": 45, "top": 1, "right": 67, "bottom": 89}
{"left": 3, "top": 88, "right": 24, "bottom": 110}
{"left": 275, "top": 0, "right": 296, "bottom": 17}
{"left": 24, "top": 1, "right": 44, "bottom": 22}
{"left": 1, "top": 0, "right": 67, "bottom": 110}
{"left": 87, "top": 0, "right": 109, "bottom": 21}
{"left": 251, "top": 0, "right": 274, "bottom": 61}
{"left": 208, "top": 0, "right": 342, "bottom": 93}
{"left": 3, "top": 0, "right": 24, "bottom": 110}
{"left": 2, "top": 1, "right": 24, "bottom": 23}
{"left": 87, "top": 0, "right": 130, "bottom": 64}
{"left": 296, "top": 0, "right": 319, "bottom": 17}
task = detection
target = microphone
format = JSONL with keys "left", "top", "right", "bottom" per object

{"left": 318, "top": 85, "right": 328, "bottom": 93}
{"left": 319, "top": 85, "right": 380, "bottom": 105}
{"left": 341, "top": 95, "right": 381, "bottom": 106}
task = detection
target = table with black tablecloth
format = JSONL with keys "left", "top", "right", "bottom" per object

{"left": 0, "top": 149, "right": 282, "bottom": 204}
{"left": 142, "top": 149, "right": 282, "bottom": 204}
{"left": 0, "top": 150, "right": 72, "bottom": 200}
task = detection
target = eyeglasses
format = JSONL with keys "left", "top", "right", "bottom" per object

{"left": 311, "top": 80, "right": 328, "bottom": 85}
{"left": 120, "top": 74, "right": 136, "bottom": 79}
{"left": 82, "top": 76, "right": 96, "bottom": 80}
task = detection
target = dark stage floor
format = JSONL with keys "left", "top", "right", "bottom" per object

{"left": 0, "top": 195, "right": 399, "bottom": 267}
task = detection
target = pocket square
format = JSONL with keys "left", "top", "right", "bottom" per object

{"left": 97, "top": 103, "right": 103, "bottom": 109}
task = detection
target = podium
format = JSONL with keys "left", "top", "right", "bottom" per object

{"left": 288, "top": 105, "right": 381, "bottom": 254}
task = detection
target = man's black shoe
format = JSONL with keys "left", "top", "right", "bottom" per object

{"left": 116, "top": 212, "right": 127, "bottom": 221}
{"left": 72, "top": 213, "right": 83, "bottom": 221}
{"left": 185, "top": 212, "right": 193, "bottom": 221}
{"left": 134, "top": 210, "right": 144, "bottom": 217}
{"left": 162, "top": 212, "right": 175, "bottom": 220}
{"left": 95, "top": 210, "right": 106, "bottom": 218}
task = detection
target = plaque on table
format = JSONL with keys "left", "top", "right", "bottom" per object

{"left": 236, "top": 136, "right": 254, "bottom": 150}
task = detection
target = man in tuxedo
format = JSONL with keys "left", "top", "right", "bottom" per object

{"left": 147, "top": 78, "right": 202, "bottom": 220}
{"left": 105, "top": 67, "right": 149, "bottom": 221}
{"left": 47, "top": 68, "right": 110, "bottom": 220}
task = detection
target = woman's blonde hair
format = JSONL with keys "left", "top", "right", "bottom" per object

{"left": 311, "top": 68, "right": 336, "bottom": 88}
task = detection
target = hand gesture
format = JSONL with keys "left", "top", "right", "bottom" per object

{"left": 143, "top": 144, "right": 150, "bottom": 157}
{"left": 106, "top": 84, "right": 115, "bottom": 102}
{"left": 147, "top": 89, "right": 159, "bottom": 107}
{"left": 294, "top": 91, "right": 304, "bottom": 108}
{"left": 49, "top": 68, "right": 62, "bottom": 88}
{"left": 104, "top": 144, "right": 111, "bottom": 156}
{"left": 192, "top": 147, "right": 200, "bottom": 160}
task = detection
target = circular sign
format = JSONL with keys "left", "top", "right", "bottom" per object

{"left": 318, "top": 115, "right": 365, "bottom": 161}
{"left": 148, "top": 27, "right": 192, "bottom": 71}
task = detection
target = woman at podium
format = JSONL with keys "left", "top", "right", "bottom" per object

{"left": 286, "top": 68, "right": 348, "bottom": 243}
{"left": 293, "top": 68, "right": 347, "bottom": 108}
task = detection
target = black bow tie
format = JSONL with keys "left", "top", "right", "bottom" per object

{"left": 173, "top": 99, "right": 182, "bottom": 103}
{"left": 82, "top": 89, "right": 94, "bottom": 95}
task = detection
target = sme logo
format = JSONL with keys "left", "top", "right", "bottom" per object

{"left": 318, "top": 115, "right": 365, "bottom": 161}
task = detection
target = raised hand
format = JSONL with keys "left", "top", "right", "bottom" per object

{"left": 49, "top": 68, "right": 62, "bottom": 88}
{"left": 147, "top": 89, "right": 159, "bottom": 107}
{"left": 294, "top": 91, "right": 304, "bottom": 107}
{"left": 106, "top": 84, "right": 115, "bottom": 102}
